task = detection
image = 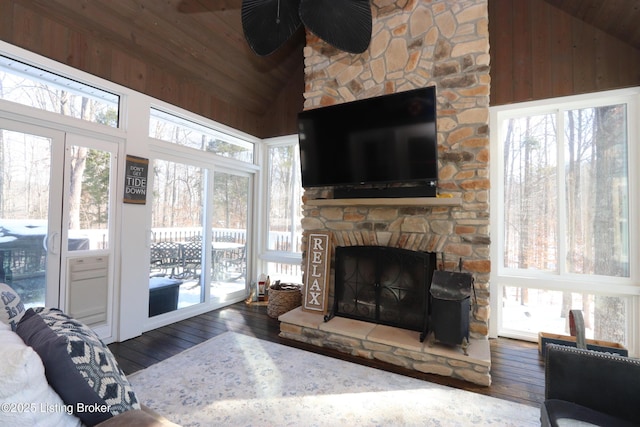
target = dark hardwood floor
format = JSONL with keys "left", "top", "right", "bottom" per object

{"left": 108, "top": 302, "right": 546, "bottom": 408}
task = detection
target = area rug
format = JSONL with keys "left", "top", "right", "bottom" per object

{"left": 127, "top": 332, "right": 539, "bottom": 427}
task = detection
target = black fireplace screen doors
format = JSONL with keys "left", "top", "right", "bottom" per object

{"left": 330, "top": 246, "right": 436, "bottom": 341}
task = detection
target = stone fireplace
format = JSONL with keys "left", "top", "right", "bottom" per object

{"left": 280, "top": 0, "right": 491, "bottom": 386}
{"left": 280, "top": 198, "right": 492, "bottom": 386}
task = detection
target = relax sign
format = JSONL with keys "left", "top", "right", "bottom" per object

{"left": 302, "top": 231, "right": 331, "bottom": 314}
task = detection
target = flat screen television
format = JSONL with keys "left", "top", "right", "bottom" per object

{"left": 298, "top": 86, "right": 438, "bottom": 198}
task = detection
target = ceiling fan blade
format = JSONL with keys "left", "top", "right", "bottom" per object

{"left": 299, "top": 0, "right": 372, "bottom": 54}
{"left": 242, "top": 0, "right": 302, "bottom": 56}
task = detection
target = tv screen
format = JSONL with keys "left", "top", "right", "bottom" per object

{"left": 298, "top": 86, "right": 437, "bottom": 193}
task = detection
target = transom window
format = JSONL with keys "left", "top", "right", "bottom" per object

{"left": 149, "top": 108, "right": 254, "bottom": 163}
{"left": 0, "top": 55, "right": 119, "bottom": 126}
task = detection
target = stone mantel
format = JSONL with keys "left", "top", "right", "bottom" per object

{"left": 305, "top": 197, "right": 463, "bottom": 207}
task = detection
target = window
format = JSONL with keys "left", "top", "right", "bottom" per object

{"left": 0, "top": 55, "right": 119, "bottom": 126}
{"left": 148, "top": 108, "right": 258, "bottom": 315}
{"left": 491, "top": 89, "right": 639, "bottom": 348}
{"left": 149, "top": 108, "right": 253, "bottom": 163}
{"left": 66, "top": 145, "right": 113, "bottom": 251}
{"left": 501, "top": 106, "right": 629, "bottom": 276}
{"left": 261, "top": 137, "right": 303, "bottom": 283}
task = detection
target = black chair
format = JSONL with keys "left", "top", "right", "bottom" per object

{"left": 222, "top": 245, "right": 246, "bottom": 281}
{"left": 541, "top": 343, "right": 640, "bottom": 427}
{"left": 149, "top": 241, "right": 182, "bottom": 277}
{"left": 179, "top": 242, "right": 202, "bottom": 279}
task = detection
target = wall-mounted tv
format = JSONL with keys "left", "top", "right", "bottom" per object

{"left": 298, "top": 86, "right": 438, "bottom": 198}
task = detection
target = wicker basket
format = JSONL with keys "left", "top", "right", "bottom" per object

{"left": 267, "top": 283, "right": 302, "bottom": 318}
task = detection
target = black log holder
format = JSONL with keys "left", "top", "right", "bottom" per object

{"left": 428, "top": 257, "right": 476, "bottom": 355}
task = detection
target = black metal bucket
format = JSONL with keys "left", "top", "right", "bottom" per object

{"left": 429, "top": 270, "right": 474, "bottom": 355}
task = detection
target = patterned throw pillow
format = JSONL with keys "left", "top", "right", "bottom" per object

{"left": 0, "top": 322, "right": 82, "bottom": 427}
{"left": 0, "top": 282, "right": 26, "bottom": 330}
{"left": 16, "top": 308, "right": 140, "bottom": 426}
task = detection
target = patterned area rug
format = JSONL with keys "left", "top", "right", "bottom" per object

{"left": 128, "top": 332, "right": 539, "bottom": 426}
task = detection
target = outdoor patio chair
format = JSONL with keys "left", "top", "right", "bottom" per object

{"left": 222, "top": 245, "right": 246, "bottom": 281}
{"left": 150, "top": 241, "right": 182, "bottom": 278}
{"left": 179, "top": 242, "right": 202, "bottom": 279}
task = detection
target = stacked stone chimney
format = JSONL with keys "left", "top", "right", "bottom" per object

{"left": 301, "top": 0, "right": 490, "bottom": 338}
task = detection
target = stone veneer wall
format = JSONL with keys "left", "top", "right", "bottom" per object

{"left": 300, "top": 0, "right": 491, "bottom": 338}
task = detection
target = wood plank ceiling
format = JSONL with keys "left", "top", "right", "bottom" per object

{"left": 5, "top": 0, "right": 639, "bottom": 117}
{"left": 20, "top": 0, "right": 305, "bottom": 116}
{"left": 542, "top": 0, "right": 640, "bottom": 49}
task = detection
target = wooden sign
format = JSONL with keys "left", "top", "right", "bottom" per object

{"left": 123, "top": 155, "right": 149, "bottom": 204}
{"left": 302, "top": 231, "right": 332, "bottom": 314}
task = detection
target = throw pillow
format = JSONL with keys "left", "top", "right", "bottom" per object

{"left": 0, "top": 323, "right": 81, "bottom": 427}
{"left": 16, "top": 308, "right": 140, "bottom": 426}
{"left": 0, "top": 282, "right": 26, "bottom": 330}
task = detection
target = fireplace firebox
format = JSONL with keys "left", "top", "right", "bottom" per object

{"left": 326, "top": 246, "right": 436, "bottom": 341}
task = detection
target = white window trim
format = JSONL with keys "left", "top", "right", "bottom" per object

{"left": 490, "top": 88, "right": 640, "bottom": 356}
{"left": 144, "top": 105, "right": 261, "bottom": 330}
{"left": 148, "top": 106, "right": 258, "bottom": 162}
{"left": 259, "top": 134, "right": 302, "bottom": 272}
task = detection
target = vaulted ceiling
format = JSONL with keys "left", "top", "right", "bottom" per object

{"left": 21, "top": 0, "right": 305, "bottom": 117}
{"left": 5, "top": 0, "right": 640, "bottom": 118}
{"left": 543, "top": 0, "right": 640, "bottom": 50}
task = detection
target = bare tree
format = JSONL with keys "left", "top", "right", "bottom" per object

{"left": 592, "top": 105, "right": 626, "bottom": 343}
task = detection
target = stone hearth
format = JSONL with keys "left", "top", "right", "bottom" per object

{"left": 279, "top": 307, "right": 491, "bottom": 386}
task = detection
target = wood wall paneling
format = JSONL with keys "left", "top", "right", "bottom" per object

{"left": 488, "top": 0, "right": 514, "bottom": 104}
{"left": 531, "top": 2, "right": 552, "bottom": 99}
{"left": 0, "top": 1, "right": 13, "bottom": 39}
{"left": 12, "top": 4, "right": 39, "bottom": 50}
{"left": 260, "top": 61, "right": 305, "bottom": 137}
{"left": 571, "top": 20, "right": 595, "bottom": 94}
{"left": 490, "top": 0, "right": 640, "bottom": 106}
{"left": 550, "top": 2, "right": 573, "bottom": 98}
{"left": 111, "top": 49, "right": 147, "bottom": 93}
{"left": 511, "top": 0, "right": 533, "bottom": 101}
{"left": 1, "top": 0, "right": 639, "bottom": 135}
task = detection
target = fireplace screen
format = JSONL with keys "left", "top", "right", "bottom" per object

{"left": 330, "top": 246, "right": 436, "bottom": 340}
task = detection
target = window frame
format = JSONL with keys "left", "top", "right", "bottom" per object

{"left": 148, "top": 107, "right": 255, "bottom": 163}
{"left": 0, "top": 54, "right": 121, "bottom": 127}
{"left": 146, "top": 105, "right": 259, "bottom": 314}
{"left": 258, "top": 135, "right": 303, "bottom": 280}
{"left": 490, "top": 88, "right": 640, "bottom": 355}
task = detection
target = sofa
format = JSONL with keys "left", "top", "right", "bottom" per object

{"left": 541, "top": 343, "right": 640, "bottom": 427}
{"left": 0, "top": 282, "right": 179, "bottom": 426}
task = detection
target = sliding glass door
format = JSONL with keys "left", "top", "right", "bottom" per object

{"left": 149, "top": 159, "right": 205, "bottom": 315}
{"left": 210, "top": 171, "right": 249, "bottom": 302}
{"left": 0, "top": 121, "right": 64, "bottom": 309}
{"left": 148, "top": 158, "right": 251, "bottom": 315}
